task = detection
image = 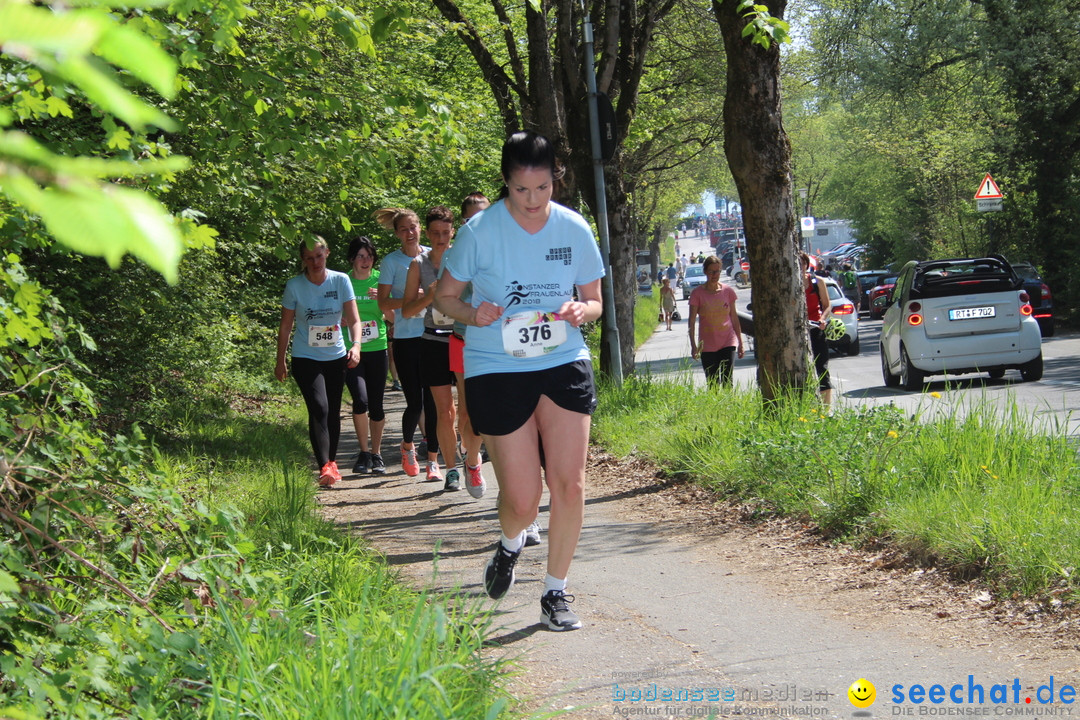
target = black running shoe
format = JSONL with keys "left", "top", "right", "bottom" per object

{"left": 483, "top": 542, "right": 520, "bottom": 599}
{"left": 444, "top": 468, "right": 461, "bottom": 491}
{"left": 352, "top": 451, "right": 371, "bottom": 474}
{"left": 369, "top": 453, "right": 386, "bottom": 474}
{"left": 540, "top": 589, "right": 582, "bottom": 631}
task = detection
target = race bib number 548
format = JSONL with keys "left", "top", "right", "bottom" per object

{"left": 308, "top": 324, "right": 340, "bottom": 347}
{"left": 501, "top": 311, "right": 567, "bottom": 358}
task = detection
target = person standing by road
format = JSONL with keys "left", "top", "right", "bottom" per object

{"left": 801, "top": 251, "right": 834, "bottom": 409}
{"left": 374, "top": 208, "right": 441, "bottom": 480}
{"left": 687, "top": 255, "right": 744, "bottom": 387}
{"left": 275, "top": 236, "right": 362, "bottom": 486}
{"left": 435, "top": 130, "right": 604, "bottom": 631}
{"left": 343, "top": 236, "right": 390, "bottom": 475}
{"left": 839, "top": 263, "right": 861, "bottom": 312}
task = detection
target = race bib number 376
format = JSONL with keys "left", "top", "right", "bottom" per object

{"left": 501, "top": 311, "right": 567, "bottom": 358}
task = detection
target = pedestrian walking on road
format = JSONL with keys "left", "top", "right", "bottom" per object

{"left": 839, "top": 263, "right": 861, "bottom": 312}
{"left": 660, "top": 276, "right": 677, "bottom": 331}
{"left": 687, "top": 255, "right": 744, "bottom": 387}
{"left": 801, "top": 252, "right": 834, "bottom": 410}
{"left": 435, "top": 130, "right": 605, "bottom": 631}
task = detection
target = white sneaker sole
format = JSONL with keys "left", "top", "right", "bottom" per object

{"left": 540, "top": 611, "right": 582, "bottom": 631}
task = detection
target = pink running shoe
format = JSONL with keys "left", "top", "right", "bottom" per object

{"left": 466, "top": 464, "right": 486, "bottom": 499}
{"left": 318, "top": 461, "right": 339, "bottom": 487}
{"left": 401, "top": 445, "right": 420, "bottom": 477}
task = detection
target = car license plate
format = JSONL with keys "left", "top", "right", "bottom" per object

{"left": 949, "top": 306, "right": 996, "bottom": 320}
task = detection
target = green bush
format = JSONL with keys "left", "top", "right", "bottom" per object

{"left": 0, "top": 272, "right": 506, "bottom": 718}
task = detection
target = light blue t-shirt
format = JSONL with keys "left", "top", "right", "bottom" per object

{"left": 378, "top": 246, "right": 429, "bottom": 340}
{"left": 442, "top": 200, "right": 605, "bottom": 378}
{"left": 281, "top": 270, "right": 356, "bottom": 361}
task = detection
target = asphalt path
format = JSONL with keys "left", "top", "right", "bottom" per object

{"left": 645, "top": 231, "right": 1080, "bottom": 436}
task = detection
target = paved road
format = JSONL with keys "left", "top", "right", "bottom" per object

{"left": 644, "top": 231, "right": 1080, "bottom": 436}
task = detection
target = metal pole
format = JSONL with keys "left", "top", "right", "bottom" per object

{"left": 582, "top": 14, "right": 623, "bottom": 384}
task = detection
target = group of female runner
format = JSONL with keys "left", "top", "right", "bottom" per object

{"left": 275, "top": 131, "right": 602, "bottom": 631}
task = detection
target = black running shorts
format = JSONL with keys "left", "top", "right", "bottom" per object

{"left": 465, "top": 359, "right": 597, "bottom": 437}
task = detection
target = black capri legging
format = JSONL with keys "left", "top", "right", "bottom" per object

{"left": 291, "top": 355, "right": 348, "bottom": 467}
{"left": 390, "top": 336, "right": 438, "bottom": 453}
{"left": 809, "top": 326, "right": 831, "bottom": 390}
{"left": 700, "top": 346, "right": 736, "bottom": 387}
{"left": 345, "top": 348, "right": 389, "bottom": 421}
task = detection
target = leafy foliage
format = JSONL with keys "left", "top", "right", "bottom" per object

{"left": 806, "top": 0, "right": 1080, "bottom": 308}
{"left": 0, "top": 0, "right": 225, "bottom": 285}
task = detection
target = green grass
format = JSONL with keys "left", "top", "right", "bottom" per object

{"left": 593, "top": 376, "right": 1080, "bottom": 602}
{"left": 598, "top": 303, "right": 1080, "bottom": 603}
{"left": 151, "top": 398, "right": 513, "bottom": 720}
{"left": 635, "top": 289, "right": 662, "bottom": 348}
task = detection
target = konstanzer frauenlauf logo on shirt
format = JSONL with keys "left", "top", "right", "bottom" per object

{"left": 504, "top": 281, "right": 566, "bottom": 309}
{"left": 546, "top": 246, "right": 572, "bottom": 265}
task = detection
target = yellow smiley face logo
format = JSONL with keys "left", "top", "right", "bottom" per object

{"left": 848, "top": 678, "right": 876, "bottom": 708}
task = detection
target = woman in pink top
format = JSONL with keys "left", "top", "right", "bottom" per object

{"left": 688, "top": 255, "right": 744, "bottom": 387}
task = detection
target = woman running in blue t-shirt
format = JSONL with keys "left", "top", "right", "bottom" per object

{"left": 275, "top": 236, "right": 362, "bottom": 487}
{"left": 436, "top": 131, "right": 604, "bottom": 631}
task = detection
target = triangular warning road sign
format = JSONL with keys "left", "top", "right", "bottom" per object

{"left": 975, "top": 173, "right": 1003, "bottom": 199}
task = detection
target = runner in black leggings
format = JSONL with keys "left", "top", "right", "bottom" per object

{"left": 343, "top": 235, "right": 391, "bottom": 474}
{"left": 374, "top": 207, "right": 440, "bottom": 479}
{"left": 275, "top": 236, "right": 362, "bottom": 487}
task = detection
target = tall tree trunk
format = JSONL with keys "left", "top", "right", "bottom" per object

{"left": 712, "top": 0, "right": 808, "bottom": 401}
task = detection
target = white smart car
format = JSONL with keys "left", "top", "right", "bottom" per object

{"left": 879, "top": 257, "right": 1043, "bottom": 390}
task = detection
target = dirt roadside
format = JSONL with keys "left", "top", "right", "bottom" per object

{"left": 318, "top": 384, "right": 1080, "bottom": 719}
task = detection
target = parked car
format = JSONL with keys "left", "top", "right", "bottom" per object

{"left": 1011, "top": 261, "right": 1054, "bottom": 337}
{"left": 868, "top": 276, "right": 898, "bottom": 319}
{"left": 855, "top": 270, "right": 893, "bottom": 313}
{"left": 681, "top": 263, "right": 706, "bottom": 300}
{"left": 733, "top": 257, "right": 750, "bottom": 286}
{"left": 823, "top": 244, "right": 865, "bottom": 266}
{"left": 880, "top": 257, "right": 1042, "bottom": 390}
{"left": 822, "top": 277, "right": 860, "bottom": 356}
{"left": 719, "top": 249, "right": 734, "bottom": 274}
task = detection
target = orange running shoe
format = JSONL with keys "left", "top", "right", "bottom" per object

{"left": 401, "top": 444, "right": 420, "bottom": 477}
{"left": 318, "top": 461, "right": 339, "bottom": 487}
